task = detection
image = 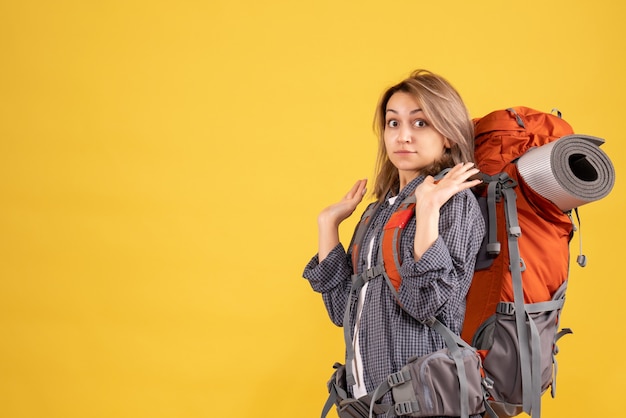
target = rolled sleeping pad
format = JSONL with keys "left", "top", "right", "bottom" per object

{"left": 516, "top": 134, "right": 615, "bottom": 212}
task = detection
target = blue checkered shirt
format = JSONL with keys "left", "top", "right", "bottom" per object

{"left": 303, "top": 175, "right": 486, "bottom": 417}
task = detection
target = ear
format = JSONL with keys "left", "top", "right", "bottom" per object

{"left": 443, "top": 138, "right": 452, "bottom": 149}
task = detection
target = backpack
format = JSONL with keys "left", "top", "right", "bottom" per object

{"left": 463, "top": 107, "right": 614, "bottom": 417}
{"left": 322, "top": 107, "right": 615, "bottom": 418}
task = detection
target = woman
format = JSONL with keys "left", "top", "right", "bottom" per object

{"left": 303, "top": 70, "right": 486, "bottom": 417}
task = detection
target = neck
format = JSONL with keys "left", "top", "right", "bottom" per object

{"left": 398, "top": 170, "right": 420, "bottom": 191}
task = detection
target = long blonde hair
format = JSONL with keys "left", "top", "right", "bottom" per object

{"left": 372, "top": 69, "right": 475, "bottom": 200}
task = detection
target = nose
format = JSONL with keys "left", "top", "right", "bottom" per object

{"left": 399, "top": 127, "right": 412, "bottom": 143}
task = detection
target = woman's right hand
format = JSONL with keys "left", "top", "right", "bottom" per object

{"left": 317, "top": 179, "right": 367, "bottom": 261}
{"left": 318, "top": 179, "right": 368, "bottom": 227}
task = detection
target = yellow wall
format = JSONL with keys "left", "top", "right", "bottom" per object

{"left": 1, "top": 0, "right": 623, "bottom": 417}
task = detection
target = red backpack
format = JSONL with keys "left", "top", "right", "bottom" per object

{"left": 463, "top": 107, "right": 579, "bottom": 417}
{"left": 464, "top": 107, "right": 574, "bottom": 339}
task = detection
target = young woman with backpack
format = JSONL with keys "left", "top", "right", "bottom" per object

{"left": 303, "top": 69, "right": 486, "bottom": 418}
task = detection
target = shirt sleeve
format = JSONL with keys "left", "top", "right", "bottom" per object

{"left": 396, "top": 189, "right": 486, "bottom": 325}
{"left": 302, "top": 243, "right": 352, "bottom": 326}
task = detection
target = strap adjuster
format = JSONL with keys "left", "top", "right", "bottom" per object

{"left": 366, "top": 265, "right": 382, "bottom": 279}
{"left": 387, "top": 370, "right": 406, "bottom": 386}
{"left": 509, "top": 257, "right": 526, "bottom": 273}
{"left": 486, "top": 242, "right": 501, "bottom": 255}
{"left": 395, "top": 401, "right": 418, "bottom": 415}
{"left": 351, "top": 265, "right": 384, "bottom": 285}
{"left": 496, "top": 302, "right": 515, "bottom": 315}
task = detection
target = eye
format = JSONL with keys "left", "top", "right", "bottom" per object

{"left": 387, "top": 119, "right": 399, "bottom": 128}
{"left": 413, "top": 119, "right": 428, "bottom": 128}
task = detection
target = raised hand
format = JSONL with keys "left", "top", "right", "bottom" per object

{"left": 412, "top": 163, "right": 481, "bottom": 259}
{"left": 414, "top": 163, "right": 481, "bottom": 211}
{"left": 317, "top": 179, "right": 367, "bottom": 261}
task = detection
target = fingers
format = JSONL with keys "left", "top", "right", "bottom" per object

{"left": 446, "top": 163, "right": 482, "bottom": 191}
{"left": 421, "top": 163, "right": 481, "bottom": 198}
{"left": 443, "top": 162, "right": 481, "bottom": 183}
{"left": 345, "top": 179, "right": 367, "bottom": 200}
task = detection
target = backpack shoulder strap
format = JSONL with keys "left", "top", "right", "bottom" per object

{"left": 378, "top": 169, "right": 451, "bottom": 294}
{"left": 379, "top": 195, "right": 415, "bottom": 292}
{"left": 364, "top": 171, "right": 498, "bottom": 418}
{"left": 350, "top": 201, "right": 381, "bottom": 274}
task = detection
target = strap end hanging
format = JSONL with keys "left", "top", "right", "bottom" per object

{"left": 573, "top": 207, "right": 587, "bottom": 267}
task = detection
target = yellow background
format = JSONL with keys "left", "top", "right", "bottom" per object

{"left": 1, "top": 0, "right": 623, "bottom": 417}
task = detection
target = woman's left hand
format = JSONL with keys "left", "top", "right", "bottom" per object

{"left": 412, "top": 163, "right": 481, "bottom": 259}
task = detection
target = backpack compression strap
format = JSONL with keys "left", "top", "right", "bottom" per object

{"left": 497, "top": 173, "right": 543, "bottom": 418}
{"left": 478, "top": 173, "right": 572, "bottom": 418}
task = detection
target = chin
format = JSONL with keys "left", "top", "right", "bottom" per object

{"left": 392, "top": 162, "right": 424, "bottom": 173}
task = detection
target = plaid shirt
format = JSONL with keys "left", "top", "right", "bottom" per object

{"left": 303, "top": 175, "right": 485, "bottom": 417}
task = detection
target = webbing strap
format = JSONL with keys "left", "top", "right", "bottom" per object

{"left": 486, "top": 177, "right": 501, "bottom": 255}
{"left": 507, "top": 107, "right": 526, "bottom": 128}
{"left": 496, "top": 298, "right": 565, "bottom": 315}
{"left": 424, "top": 317, "right": 474, "bottom": 350}
{"left": 376, "top": 169, "right": 446, "bottom": 291}
{"left": 553, "top": 282, "right": 573, "bottom": 399}
{"left": 379, "top": 195, "right": 416, "bottom": 292}
{"left": 551, "top": 350, "right": 559, "bottom": 399}
{"left": 482, "top": 392, "right": 499, "bottom": 418}
{"left": 550, "top": 328, "right": 574, "bottom": 399}
{"left": 321, "top": 383, "right": 340, "bottom": 418}
{"left": 525, "top": 299, "right": 565, "bottom": 314}
{"left": 528, "top": 311, "right": 543, "bottom": 418}
{"left": 368, "top": 379, "right": 392, "bottom": 418}
{"left": 343, "top": 266, "right": 385, "bottom": 387}
{"left": 344, "top": 192, "right": 414, "bottom": 390}
{"left": 344, "top": 200, "right": 383, "bottom": 390}
{"left": 427, "top": 318, "right": 471, "bottom": 418}
{"left": 351, "top": 203, "right": 382, "bottom": 274}
{"left": 573, "top": 207, "right": 587, "bottom": 267}
{"left": 556, "top": 328, "right": 573, "bottom": 341}
{"left": 501, "top": 182, "right": 537, "bottom": 416}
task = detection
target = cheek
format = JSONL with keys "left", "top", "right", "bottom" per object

{"left": 383, "top": 132, "right": 393, "bottom": 151}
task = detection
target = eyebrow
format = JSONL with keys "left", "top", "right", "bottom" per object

{"left": 386, "top": 108, "right": 424, "bottom": 115}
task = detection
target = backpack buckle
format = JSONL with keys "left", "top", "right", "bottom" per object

{"left": 482, "top": 376, "right": 494, "bottom": 390}
{"left": 496, "top": 302, "right": 515, "bottom": 315}
{"left": 352, "top": 265, "right": 384, "bottom": 286}
{"left": 497, "top": 172, "right": 518, "bottom": 189}
{"left": 366, "top": 265, "right": 384, "bottom": 280}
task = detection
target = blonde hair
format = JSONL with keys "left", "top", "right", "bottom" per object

{"left": 372, "top": 69, "right": 475, "bottom": 200}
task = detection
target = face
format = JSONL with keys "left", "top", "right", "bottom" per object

{"left": 383, "top": 91, "right": 450, "bottom": 187}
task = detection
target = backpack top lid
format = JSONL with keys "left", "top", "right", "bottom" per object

{"left": 473, "top": 107, "right": 575, "bottom": 176}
